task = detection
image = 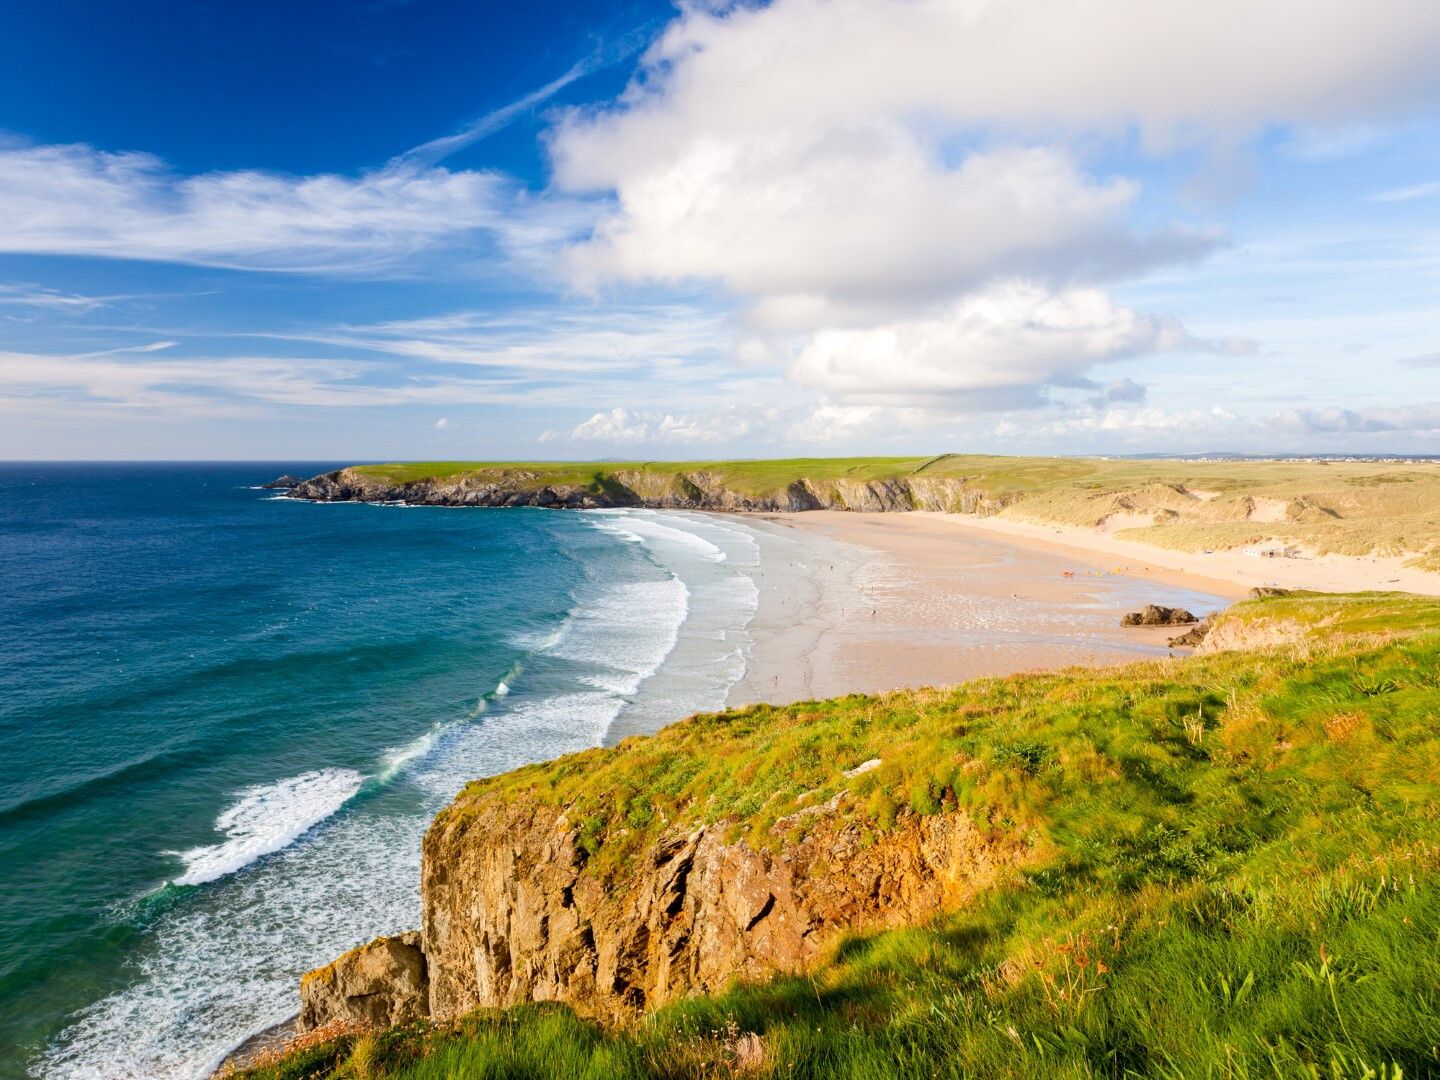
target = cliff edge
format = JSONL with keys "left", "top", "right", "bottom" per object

{"left": 420, "top": 793, "right": 1024, "bottom": 1024}
{"left": 260, "top": 592, "right": 1440, "bottom": 1079}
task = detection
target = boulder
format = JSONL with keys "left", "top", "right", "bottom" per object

{"left": 1168, "top": 621, "right": 1210, "bottom": 648}
{"left": 298, "top": 931, "right": 428, "bottom": 1033}
{"left": 1120, "top": 604, "right": 1198, "bottom": 627}
{"left": 261, "top": 474, "right": 307, "bottom": 489}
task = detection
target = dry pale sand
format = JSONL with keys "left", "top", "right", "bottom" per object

{"left": 920, "top": 511, "right": 1440, "bottom": 598}
{"left": 728, "top": 511, "right": 1233, "bottom": 706}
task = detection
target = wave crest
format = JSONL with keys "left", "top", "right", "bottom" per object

{"left": 169, "top": 768, "right": 364, "bottom": 887}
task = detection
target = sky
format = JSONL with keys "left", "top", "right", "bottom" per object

{"left": 2, "top": 0, "right": 1440, "bottom": 460}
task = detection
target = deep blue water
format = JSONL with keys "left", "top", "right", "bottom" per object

{"left": 0, "top": 464, "right": 763, "bottom": 1078}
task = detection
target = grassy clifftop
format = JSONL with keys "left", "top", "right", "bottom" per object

{"left": 339, "top": 455, "right": 1440, "bottom": 568}
{"left": 243, "top": 594, "right": 1440, "bottom": 1079}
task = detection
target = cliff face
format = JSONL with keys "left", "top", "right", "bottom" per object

{"left": 288, "top": 467, "right": 1011, "bottom": 515}
{"left": 298, "top": 793, "right": 1026, "bottom": 1032}
{"left": 421, "top": 796, "right": 1025, "bottom": 1022}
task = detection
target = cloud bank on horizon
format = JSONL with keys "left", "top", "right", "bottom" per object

{"left": 1, "top": 0, "right": 1439, "bottom": 458}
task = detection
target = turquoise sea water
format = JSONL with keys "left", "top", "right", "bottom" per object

{"left": 0, "top": 464, "right": 766, "bottom": 1078}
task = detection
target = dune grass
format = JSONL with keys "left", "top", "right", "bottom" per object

{"left": 241, "top": 594, "right": 1440, "bottom": 1080}
{"left": 343, "top": 455, "right": 1440, "bottom": 567}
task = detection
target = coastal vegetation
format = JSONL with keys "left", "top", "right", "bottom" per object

{"left": 313, "top": 455, "right": 1440, "bottom": 569}
{"left": 240, "top": 593, "right": 1440, "bottom": 1079}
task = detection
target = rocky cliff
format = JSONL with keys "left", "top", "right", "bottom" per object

{"left": 298, "top": 792, "right": 1028, "bottom": 1032}
{"left": 299, "top": 931, "right": 428, "bottom": 1030}
{"left": 287, "top": 466, "right": 1012, "bottom": 515}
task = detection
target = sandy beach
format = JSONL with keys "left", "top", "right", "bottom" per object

{"left": 728, "top": 510, "right": 1233, "bottom": 706}
{"left": 923, "top": 511, "right": 1440, "bottom": 598}
{"left": 728, "top": 506, "right": 1440, "bottom": 707}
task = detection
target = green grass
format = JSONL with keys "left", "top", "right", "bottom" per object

{"left": 241, "top": 594, "right": 1440, "bottom": 1080}
{"left": 1214, "top": 591, "right": 1440, "bottom": 639}
{"left": 340, "top": 455, "right": 1440, "bottom": 567}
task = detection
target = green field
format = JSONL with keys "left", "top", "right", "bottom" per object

{"left": 241, "top": 593, "right": 1440, "bottom": 1079}
{"left": 346, "top": 455, "right": 1440, "bottom": 569}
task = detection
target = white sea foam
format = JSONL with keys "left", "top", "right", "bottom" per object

{"left": 377, "top": 728, "right": 441, "bottom": 784}
{"left": 589, "top": 511, "right": 728, "bottom": 562}
{"left": 168, "top": 769, "right": 365, "bottom": 887}
{"left": 584, "top": 511, "right": 763, "bottom": 739}
{"left": 549, "top": 576, "right": 689, "bottom": 696}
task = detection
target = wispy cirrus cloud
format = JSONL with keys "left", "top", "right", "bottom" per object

{"left": 0, "top": 63, "right": 611, "bottom": 278}
{"left": 0, "top": 141, "right": 594, "bottom": 274}
{"left": 0, "top": 302, "right": 769, "bottom": 415}
{"left": 1368, "top": 180, "right": 1440, "bottom": 203}
{"left": 391, "top": 61, "right": 595, "bottom": 171}
{"left": 0, "top": 283, "right": 117, "bottom": 311}
{"left": 243, "top": 303, "right": 738, "bottom": 379}
{"left": 0, "top": 348, "right": 534, "bottom": 411}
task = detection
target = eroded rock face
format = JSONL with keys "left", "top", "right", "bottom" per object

{"left": 298, "top": 932, "right": 428, "bottom": 1032}
{"left": 419, "top": 797, "right": 1026, "bottom": 1023}
{"left": 288, "top": 469, "right": 620, "bottom": 509}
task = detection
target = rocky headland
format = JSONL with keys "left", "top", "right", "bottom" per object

{"left": 300, "top": 796, "right": 1026, "bottom": 1033}
{"left": 286, "top": 466, "right": 1012, "bottom": 514}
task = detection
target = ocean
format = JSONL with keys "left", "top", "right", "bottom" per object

{"left": 0, "top": 464, "right": 768, "bottom": 1078}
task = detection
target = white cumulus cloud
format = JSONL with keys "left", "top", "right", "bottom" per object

{"left": 563, "top": 133, "right": 1207, "bottom": 304}
{"left": 549, "top": 403, "right": 782, "bottom": 445}
{"left": 788, "top": 282, "right": 1212, "bottom": 404}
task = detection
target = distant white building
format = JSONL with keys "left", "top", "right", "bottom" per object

{"left": 1243, "top": 542, "right": 1301, "bottom": 559}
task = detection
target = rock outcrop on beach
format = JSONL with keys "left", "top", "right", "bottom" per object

{"left": 297, "top": 794, "right": 1026, "bottom": 1031}
{"left": 1119, "top": 604, "right": 1197, "bottom": 627}
{"left": 1167, "top": 620, "right": 1210, "bottom": 648}
{"left": 286, "top": 466, "right": 1012, "bottom": 515}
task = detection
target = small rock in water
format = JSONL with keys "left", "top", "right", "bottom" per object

{"left": 1120, "top": 604, "right": 1198, "bottom": 627}
{"left": 261, "top": 474, "right": 307, "bottom": 489}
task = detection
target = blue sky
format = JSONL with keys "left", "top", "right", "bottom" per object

{"left": 2, "top": 0, "right": 1439, "bottom": 459}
